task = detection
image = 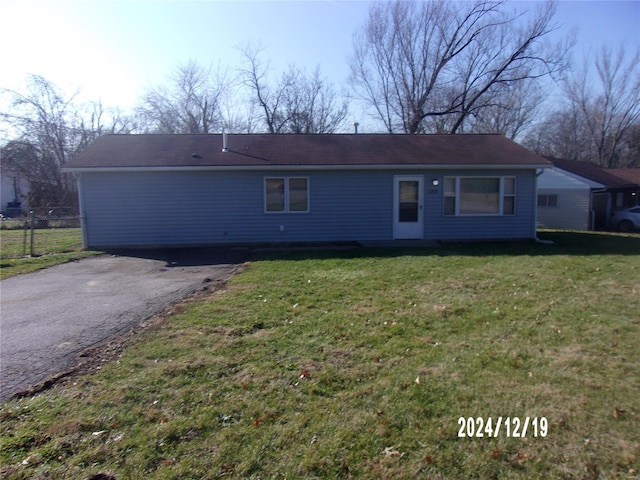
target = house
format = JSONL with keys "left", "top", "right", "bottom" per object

{"left": 608, "top": 168, "right": 640, "bottom": 213}
{"left": 63, "top": 134, "right": 551, "bottom": 249}
{"left": 537, "top": 157, "right": 640, "bottom": 231}
{"left": 0, "top": 167, "right": 30, "bottom": 216}
{"left": 536, "top": 161, "right": 606, "bottom": 231}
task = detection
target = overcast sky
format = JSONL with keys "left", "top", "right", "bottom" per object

{"left": 1, "top": 0, "right": 639, "bottom": 131}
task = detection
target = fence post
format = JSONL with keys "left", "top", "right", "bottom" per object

{"left": 30, "top": 210, "right": 35, "bottom": 257}
{"left": 22, "top": 219, "right": 28, "bottom": 257}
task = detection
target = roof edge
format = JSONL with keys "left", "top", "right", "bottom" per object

{"left": 64, "top": 163, "right": 550, "bottom": 173}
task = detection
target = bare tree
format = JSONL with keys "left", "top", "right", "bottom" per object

{"left": 78, "top": 100, "right": 134, "bottom": 145}
{"left": 1, "top": 75, "right": 132, "bottom": 206}
{"left": 238, "top": 43, "right": 288, "bottom": 134}
{"left": 524, "top": 104, "right": 593, "bottom": 162}
{"left": 136, "top": 60, "right": 230, "bottom": 134}
{"left": 465, "top": 79, "right": 545, "bottom": 139}
{"left": 623, "top": 122, "right": 640, "bottom": 167}
{"left": 349, "top": 0, "right": 571, "bottom": 134}
{"left": 566, "top": 46, "right": 640, "bottom": 167}
{"left": 238, "top": 44, "right": 349, "bottom": 134}
{"left": 524, "top": 46, "right": 640, "bottom": 167}
{"left": 281, "top": 65, "right": 350, "bottom": 134}
{"left": 219, "top": 95, "right": 260, "bottom": 134}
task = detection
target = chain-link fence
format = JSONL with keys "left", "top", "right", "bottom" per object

{"left": 0, "top": 208, "right": 83, "bottom": 257}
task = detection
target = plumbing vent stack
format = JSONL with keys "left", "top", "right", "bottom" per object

{"left": 222, "top": 132, "right": 229, "bottom": 152}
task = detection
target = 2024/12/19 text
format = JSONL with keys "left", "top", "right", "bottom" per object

{"left": 458, "top": 417, "right": 548, "bottom": 438}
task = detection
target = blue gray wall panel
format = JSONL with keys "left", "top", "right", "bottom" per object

{"left": 78, "top": 168, "right": 537, "bottom": 247}
{"left": 424, "top": 170, "right": 537, "bottom": 240}
{"left": 536, "top": 188, "right": 591, "bottom": 230}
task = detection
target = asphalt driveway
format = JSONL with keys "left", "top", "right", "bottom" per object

{"left": 0, "top": 248, "right": 248, "bottom": 402}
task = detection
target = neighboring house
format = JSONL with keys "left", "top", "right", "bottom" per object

{"left": 63, "top": 134, "right": 551, "bottom": 249}
{"left": 0, "top": 167, "right": 30, "bottom": 216}
{"left": 608, "top": 168, "right": 640, "bottom": 217}
{"left": 536, "top": 164, "right": 605, "bottom": 231}
{"left": 537, "top": 157, "right": 640, "bottom": 231}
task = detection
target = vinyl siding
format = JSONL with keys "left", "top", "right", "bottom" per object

{"left": 536, "top": 188, "right": 592, "bottom": 230}
{"left": 78, "top": 168, "right": 538, "bottom": 248}
{"left": 423, "top": 170, "right": 537, "bottom": 240}
{"left": 536, "top": 168, "right": 596, "bottom": 231}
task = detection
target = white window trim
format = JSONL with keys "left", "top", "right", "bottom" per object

{"left": 444, "top": 176, "right": 517, "bottom": 216}
{"left": 264, "top": 177, "right": 310, "bottom": 214}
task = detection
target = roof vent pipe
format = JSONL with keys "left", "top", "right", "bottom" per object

{"left": 353, "top": 122, "right": 359, "bottom": 134}
{"left": 222, "top": 132, "right": 229, "bottom": 152}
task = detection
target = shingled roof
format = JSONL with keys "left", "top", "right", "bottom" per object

{"left": 609, "top": 168, "right": 640, "bottom": 186}
{"left": 65, "top": 134, "right": 550, "bottom": 170}
{"left": 546, "top": 156, "right": 640, "bottom": 188}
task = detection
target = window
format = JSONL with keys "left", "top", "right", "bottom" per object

{"left": 537, "top": 194, "right": 559, "bottom": 208}
{"left": 443, "top": 177, "right": 457, "bottom": 215}
{"left": 503, "top": 177, "right": 516, "bottom": 215}
{"left": 265, "top": 177, "right": 309, "bottom": 213}
{"left": 443, "top": 176, "right": 516, "bottom": 216}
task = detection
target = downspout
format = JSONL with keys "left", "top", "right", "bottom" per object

{"left": 74, "top": 172, "right": 89, "bottom": 249}
{"left": 533, "top": 168, "right": 553, "bottom": 244}
{"left": 589, "top": 188, "right": 608, "bottom": 231}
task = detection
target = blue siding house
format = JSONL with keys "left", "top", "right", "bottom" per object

{"left": 64, "top": 134, "right": 550, "bottom": 248}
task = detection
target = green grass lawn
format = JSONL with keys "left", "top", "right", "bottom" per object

{"left": 1, "top": 232, "right": 638, "bottom": 479}
{"left": 0, "top": 228, "right": 100, "bottom": 279}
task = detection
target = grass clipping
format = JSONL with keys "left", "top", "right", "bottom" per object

{"left": 1, "top": 232, "right": 639, "bottom": 479}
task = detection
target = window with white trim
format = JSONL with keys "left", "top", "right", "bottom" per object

{"left": 443, "top": 176, "right": 516, "bottom": 216}
{"left": 265, "top": 177, "right": 309, "bottom": 213}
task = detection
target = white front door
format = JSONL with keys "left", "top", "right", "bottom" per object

{"left": 393, "top": 175, "right": 424, "bottom": 239}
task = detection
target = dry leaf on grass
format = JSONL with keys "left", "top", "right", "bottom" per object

{"left": 382, "top": 446, "right": 405, "bottom": 458}
{"left": 613, "top": 407, "right": 626, "bottom": 419}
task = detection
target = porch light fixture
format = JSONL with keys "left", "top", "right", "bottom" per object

{"left": 432, "top": 178, "right": 440, "bottom": 186}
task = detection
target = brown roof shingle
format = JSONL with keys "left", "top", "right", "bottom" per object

{"left": 66, "top": 134, "right": 550, "bottom": 169}
{"left": 609, "top": 168, "right": 640, "bottom": 186}
{"left": 546, "top": 157, "right": 640, "bottom": 188}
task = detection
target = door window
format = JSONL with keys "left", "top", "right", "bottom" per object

{"left": 399, "top": 180, "right": 419, "bottom": 222}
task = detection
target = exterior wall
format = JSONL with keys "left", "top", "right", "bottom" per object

{"left": 423, "top": 169, "right": 537, "bottom": 241}
{"left": 78, "top": 168, "right": 539, "bottom": 248}
{"left": 536, "top": 188, "right": 591, "bottom": 230}
{"left": 536, "top": 168, "right": 600, "bottom": 231}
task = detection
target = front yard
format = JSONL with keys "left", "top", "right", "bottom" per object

{"left": 0, "top": 231, "right": 638, "bottom": 479}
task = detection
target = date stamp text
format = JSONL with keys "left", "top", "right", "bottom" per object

{"left": 457, "top": 417, "right": 548, "bottom": 438}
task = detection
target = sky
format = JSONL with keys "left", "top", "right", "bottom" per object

{"left": 0, "top": 0, "right": 639, "bottom": 132}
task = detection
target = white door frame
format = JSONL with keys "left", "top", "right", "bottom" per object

{"left": 393, "top": 175, "right": 424, "bottom": 239}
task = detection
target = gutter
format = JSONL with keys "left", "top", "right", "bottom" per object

{"left": 63, "top": 163, "right": 551, "bottom": 173}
